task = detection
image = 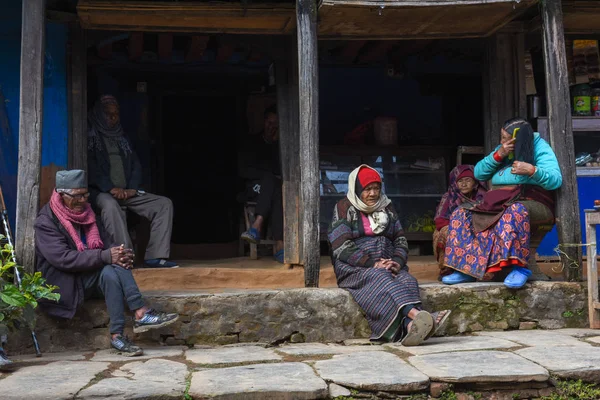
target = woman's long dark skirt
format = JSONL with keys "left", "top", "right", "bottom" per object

{"left": 334, "top": 236, "right": 421, "bottom": 340}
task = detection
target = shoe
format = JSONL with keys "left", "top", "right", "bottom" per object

{"left": 110, "top": 334, "right": 143, "bottom": 357}
{"left": 425, "top": 309, "right": 452, "bottom": 340}
{"left": 143, "top": 259, "right": 179, "bottom": 268}
{"left": 274, "top": 249, "right": 284, "bottom": 264}
{"left": 503, "top": 267, "right": 532, "bottom": 289}
{"left": 133, "top": 308, "right": 179, "bottom": 334}
{"left": 241, "top": 227, "right": 261, "bottom": 244}
{"left": 441, "top": 271, "right": 476, "bottom": 285}
{"left": 400, "top": 311, "right": 434, "bottom": 347}
{"left": 0, "top": 348, "right": 14, "bottom": 371}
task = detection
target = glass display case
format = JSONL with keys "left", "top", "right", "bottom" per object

{"left": 319, "top": 146, "right": 449, "bottom": 243}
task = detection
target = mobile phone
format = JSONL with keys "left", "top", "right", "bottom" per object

{"left": 508, "top": 127, "right": 519, "bottom": 161}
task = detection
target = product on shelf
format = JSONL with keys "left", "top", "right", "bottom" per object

{"left": 405, "top": 212, "right": 435, "bottom": 233}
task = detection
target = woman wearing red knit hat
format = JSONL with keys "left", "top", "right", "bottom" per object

{"left": 328, "top": 165, "right": 451, "bottom": 346}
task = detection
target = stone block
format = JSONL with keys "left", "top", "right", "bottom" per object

{"left": 313, "top": 351, "right": 429, "bottom": 392}
{"left": 430, "top": 382, "right": 451, "bottom": 397}
{"left": 91, "top": 346, "right": 184, "bottom": 362}
{"left": 186, "top": 346, "right": 282, "bottom": 365}
{"left": 385, "top": 335, "right": 520, "bottom": 355}
{"left": 519, "top": 322, "right": 537, "bottom": 330}
{"left": 329, "top": 383, "right": 351, "bottom": 398}
{"left": 475, "top": 330, "right": 591, "bottom": 347}
{"left": 515, "top": 346, "right": 600, "bottom": 383}
{"left": 408, "top": 351, "right": 549, "bottom": 383}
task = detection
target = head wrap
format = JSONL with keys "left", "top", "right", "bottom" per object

{"left": 434, "top": 165, "right": 487, "bottom": 226}
{"left": 87, "top": 95, "right": 132, "bottom": 154}
{"left": 355, "top": 167, "right": 382, "bottom": 194}
{"left": 346, "top": 165, "right": 391, "bottom": 234}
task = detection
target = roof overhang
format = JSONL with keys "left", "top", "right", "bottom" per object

{"left": 318, "top": 0, "right": 538, "bottom": 40}
{"left": 77, "top": 1, "right": 296, "bottom": 34}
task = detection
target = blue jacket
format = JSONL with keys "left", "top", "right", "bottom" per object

{"left": 474, "top": 133, "right": 563, "bottom": 191}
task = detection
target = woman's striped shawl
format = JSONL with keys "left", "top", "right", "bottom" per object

{"left": 328, "top": 198, "right": 408, "bottom": 268}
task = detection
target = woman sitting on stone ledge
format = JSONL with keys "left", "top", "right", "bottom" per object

{"left": 328, "top": 165, "right": 450, "bottom": 346}
{"left": 442, "top": 117, "right": 562, "bottom": 289}
{"left": 433, "top": 165, "right": 487, "bottom": 280}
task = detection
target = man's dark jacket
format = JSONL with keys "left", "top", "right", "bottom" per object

{"left": 34, "top": 204, "right": 113, "bottom": 319}
{"left": 87, "top": 134, "right": 143, "bottom": 204}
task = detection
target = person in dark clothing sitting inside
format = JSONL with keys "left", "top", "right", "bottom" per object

{"left": 239, "top": 106, "right": 284, "bottom": 263}
{"left": 34, "top": 170, "right": 179, "bottom": 356}
{"left": 88, "top": 95, "right": 177, "bottom": 268}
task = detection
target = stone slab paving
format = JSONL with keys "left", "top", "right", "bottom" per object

{"left": 189, "top": 362, "right": 328, "bottom": 400}
{"left": 385, "top": 335, "right": 521, "bottom": 355}
{"left": 475, "top": 329, "right": 591, "bottom": 347}
{"left": 408, "top": 351, "right": 549, "bottom": 383}
{"left": 515, "top": 346, "right": 600, "bottom": 382}
{"left": 586, "top": 336, "right": 600, "bottom": 344}
{"left": 0, "top": 361, "right": 109, "bottom": 400}
{"left": 90, "top": 346, "right": 185, "bottom": 362}
{"left": 77, "top": 359, "right": 188, "bottom": 399}
{"left": 313, "top": 351, "right": 429, "bottom": 393}
{"left": 186, "top": 345, "right": 282, "bottom": 365}
{"left": 275, "top": 342, "right": 386, "bottom": 356}
{"left": 13, "top": 351, "right": 87, "bottom": 363}
{"left": 329, "top": 383, "right": 352, "bottom": 397}
{"left": 553, "top": 328, "right": 600, "bottom": 338}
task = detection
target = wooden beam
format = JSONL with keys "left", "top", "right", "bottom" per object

{"left": 68, "top": 22, "right": 87, "bottom": 171}
{"left": 482, "top": 33, "right": 527, "bottom": 154}
{"left": 16, "top": 0, "right": 45, "bottom": 273}
{"left": 276, "top": 37, "right": 302, "bottom": 266}
{"left": 296, "top": 0, "right": 320, "bottom": 287}
{"left": 128, "top": 32, "right": 144, "bottom": 61}
{"left": 157, "top": 33, "right": 173, "bottom": 61}
{"left": 185, "top": 36, "right": 209, "bottom": 63}
{"left": 540, "top": 0, "right": 582, "bottom": 282}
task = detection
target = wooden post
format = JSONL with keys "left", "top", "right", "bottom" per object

{"left": 276, "top": 37, "right": 302, "bottom": 266}
{"left": 68, "top": 21, "right": 87, "bottom": 170}
{"left": 482, "top": 32, "right": 527, "bottom": 154}
{"left": 296, "top": 0, "right": 320, "bottom": 287}
{"left": 16, "top": 0, "right": 46, "bottom": 272}
{"left": 540, "top": 0, "right": 582, "bottom": 281}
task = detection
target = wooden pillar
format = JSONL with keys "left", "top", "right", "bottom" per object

{"left": 16, "top": 0, "right": 46, "bottom": 272}
{"left": 276, "top": 37, "right": 302, "bottom": 266}
{"left": 540, "top": 0, "right": 582, "bottom": 281}
{"left": 68, "top": 21, "right": 87, "bottom": 170}
{"left": 482, "top": 32, "right": 527, "bottom": 154}
{"left": 296, "top": 0, "right": 320, "bottom": 287}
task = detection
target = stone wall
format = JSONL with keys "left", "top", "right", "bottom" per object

{"left": 6, "top": 282, "right": 589, "bottom": 355}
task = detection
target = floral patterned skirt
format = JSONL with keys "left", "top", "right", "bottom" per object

{"left": 443, "top": 203, "right": 531, "bottom": 280}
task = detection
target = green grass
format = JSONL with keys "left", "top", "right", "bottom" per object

{"left": 542, "top": 379, "right": 600, "bottom": 400}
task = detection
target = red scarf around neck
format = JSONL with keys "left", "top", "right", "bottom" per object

{"left": 49, "top": 191, "right": 104, "bottom": 252}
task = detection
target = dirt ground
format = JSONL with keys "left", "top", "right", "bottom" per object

{"left": 133, "top": 256, "right": 566, "bottom": 292}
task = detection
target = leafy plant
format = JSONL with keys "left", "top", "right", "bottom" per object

{"left": 0, "top": 235, "right": 59, "bottom": 337}
{"left": 542, "top": 379, "right": 600, "bottom": 400}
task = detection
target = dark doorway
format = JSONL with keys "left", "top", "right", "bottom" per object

{"left": 161, "top": 95, "right": 240, "bottom": 244}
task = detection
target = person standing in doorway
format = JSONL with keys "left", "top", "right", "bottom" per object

{"left": 88, "top": 95, "right": 178, "bottom": 268}
{"left": 239, "top": 106, "right": 284, "bottom": 263}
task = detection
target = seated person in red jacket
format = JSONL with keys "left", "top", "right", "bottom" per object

{"left": 34, "top": 170, "right": 179, "bottom": 356}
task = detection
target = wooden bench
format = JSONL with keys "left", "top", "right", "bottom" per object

{"left": 585, "top": 209, "right": 600, "bottom": 328}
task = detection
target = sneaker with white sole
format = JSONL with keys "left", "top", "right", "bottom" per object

{"left": 110, "top": 335, "right": 143, "bottom": 357}
{"left": 0, "top": 348, "right": 14, "bottom": 371}
{"left": 133, "top": 309, "right": 179, "bottom": 334}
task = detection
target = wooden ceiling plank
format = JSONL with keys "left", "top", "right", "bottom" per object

{"left": 128, "top": 32, "right": 144, "bottom": 61}
{"left": 186, "top": 35, "right": 210, "bottom": 63}
{"left": 157, "top": 33, "right": 173, "bottom": 61}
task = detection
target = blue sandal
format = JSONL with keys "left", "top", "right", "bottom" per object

{"left": 441, "top": 271, "right": 476, "bottom": 285}
{"left": 274, "top": 249, "right": 284, "bottom": 263}
{"left": 241, "top": 227, "right": 261, "bottom": 244}
{"left": 504, "top": 267, "right": 532, "bottom": 289}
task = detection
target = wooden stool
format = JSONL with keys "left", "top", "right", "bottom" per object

{"left": 585, "top": 209, "right": 600, "bottom": 328}
{"left": 242, "top": 201, "right": 276, "bottom": 260}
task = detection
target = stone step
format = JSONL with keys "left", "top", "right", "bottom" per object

{"left": 6, "top": 281, "right": 589, "bottom": 355}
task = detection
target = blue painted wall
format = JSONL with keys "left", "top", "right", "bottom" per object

{"left": 0, "top": 0, "right": 69, "bottom": 228}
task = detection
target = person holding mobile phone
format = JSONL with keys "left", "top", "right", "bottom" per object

{"left": 442, "top": 117, "right": 562, "bottom": 289}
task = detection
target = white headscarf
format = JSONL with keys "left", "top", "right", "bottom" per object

{"left": 346, "top": 165, "right": 391, "bottom": 234}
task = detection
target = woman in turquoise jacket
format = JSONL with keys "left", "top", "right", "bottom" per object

{"left": 442, "top": 117, "right": 562, "bottom": 289}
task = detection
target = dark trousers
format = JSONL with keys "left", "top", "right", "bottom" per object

{"left": 254, "top": 172, "right": 283, "bottom": 241}
{"left": 81, "top": 265, "right": 145, "bottom": 334}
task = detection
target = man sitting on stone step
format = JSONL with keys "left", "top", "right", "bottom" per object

{"left": 34, "top": 170, "right": 179, "bottom": 356}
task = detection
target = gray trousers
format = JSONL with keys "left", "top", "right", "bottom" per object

{"left": 96, "top": 192, "right": 173, "bottom": 260}
{"left": 81, "top": 265, "right": 145, "bottom": 334}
